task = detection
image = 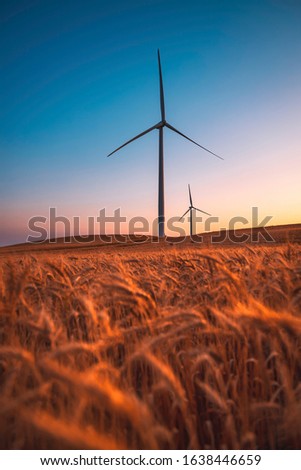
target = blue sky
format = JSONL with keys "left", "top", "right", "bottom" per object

{"left": 1, "top": 0, "right": 301, "bottom": 244}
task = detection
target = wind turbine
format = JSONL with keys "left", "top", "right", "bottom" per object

{"left": 107, "top": 50, "right": 223, "bottom": 238}
{"left": 179, "top": 184, "right": 211, "bottom": 239}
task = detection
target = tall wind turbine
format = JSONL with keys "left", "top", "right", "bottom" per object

{"left": 107, "top": 50, "right": 223, "bottom": 238}
{"left": 179, "top": 184, "right": 211, "bottom": 239}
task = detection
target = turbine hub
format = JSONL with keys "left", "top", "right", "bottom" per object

{"left": 156, "top": 120, "right": 166, "bottom": 129}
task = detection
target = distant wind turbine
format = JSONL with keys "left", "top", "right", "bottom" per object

{"left": 179, "top": 184, "right": 211, "bottom": 239}
{"left": 107, "top": 50, "right": 223, "bottom": 238}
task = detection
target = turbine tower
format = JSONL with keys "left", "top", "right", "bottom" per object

{"left": 179, "top": 184, "right": 211, "bottom": 239}
{"left": 107, "top": 50, "right": 223, "bottom": 238}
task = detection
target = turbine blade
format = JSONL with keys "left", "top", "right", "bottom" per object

{"left": 166, "top": 122, "right": 224, "bottom": 160}
{"left": 107, "top": 123, "right": 159, "bottom": 157}
{"left": 188, "top": 184, "right": 193, "bottom": 206}
{"left": 157, "top": 49, "right": 165, "bottom": 121}
{"left": 193, "top": 206, "right": 211, "bottom": 216}
{"left": 179, "top": 208, "right": 190, "bottom": 221}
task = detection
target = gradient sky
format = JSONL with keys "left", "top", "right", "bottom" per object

{"left": 1, "top": 0, "right": 301, "bottom": 245}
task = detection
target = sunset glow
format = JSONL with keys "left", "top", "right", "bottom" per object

{"left": 1, "top": 0, "right": 301, "bottom": 245}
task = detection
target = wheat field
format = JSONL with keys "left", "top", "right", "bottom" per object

{"left": 0, "top": 243, "right": 301, "bottom": 449}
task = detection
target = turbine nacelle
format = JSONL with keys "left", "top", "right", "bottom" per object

{"left": 156, "top": 120, "right": 166, "bottom": 129}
